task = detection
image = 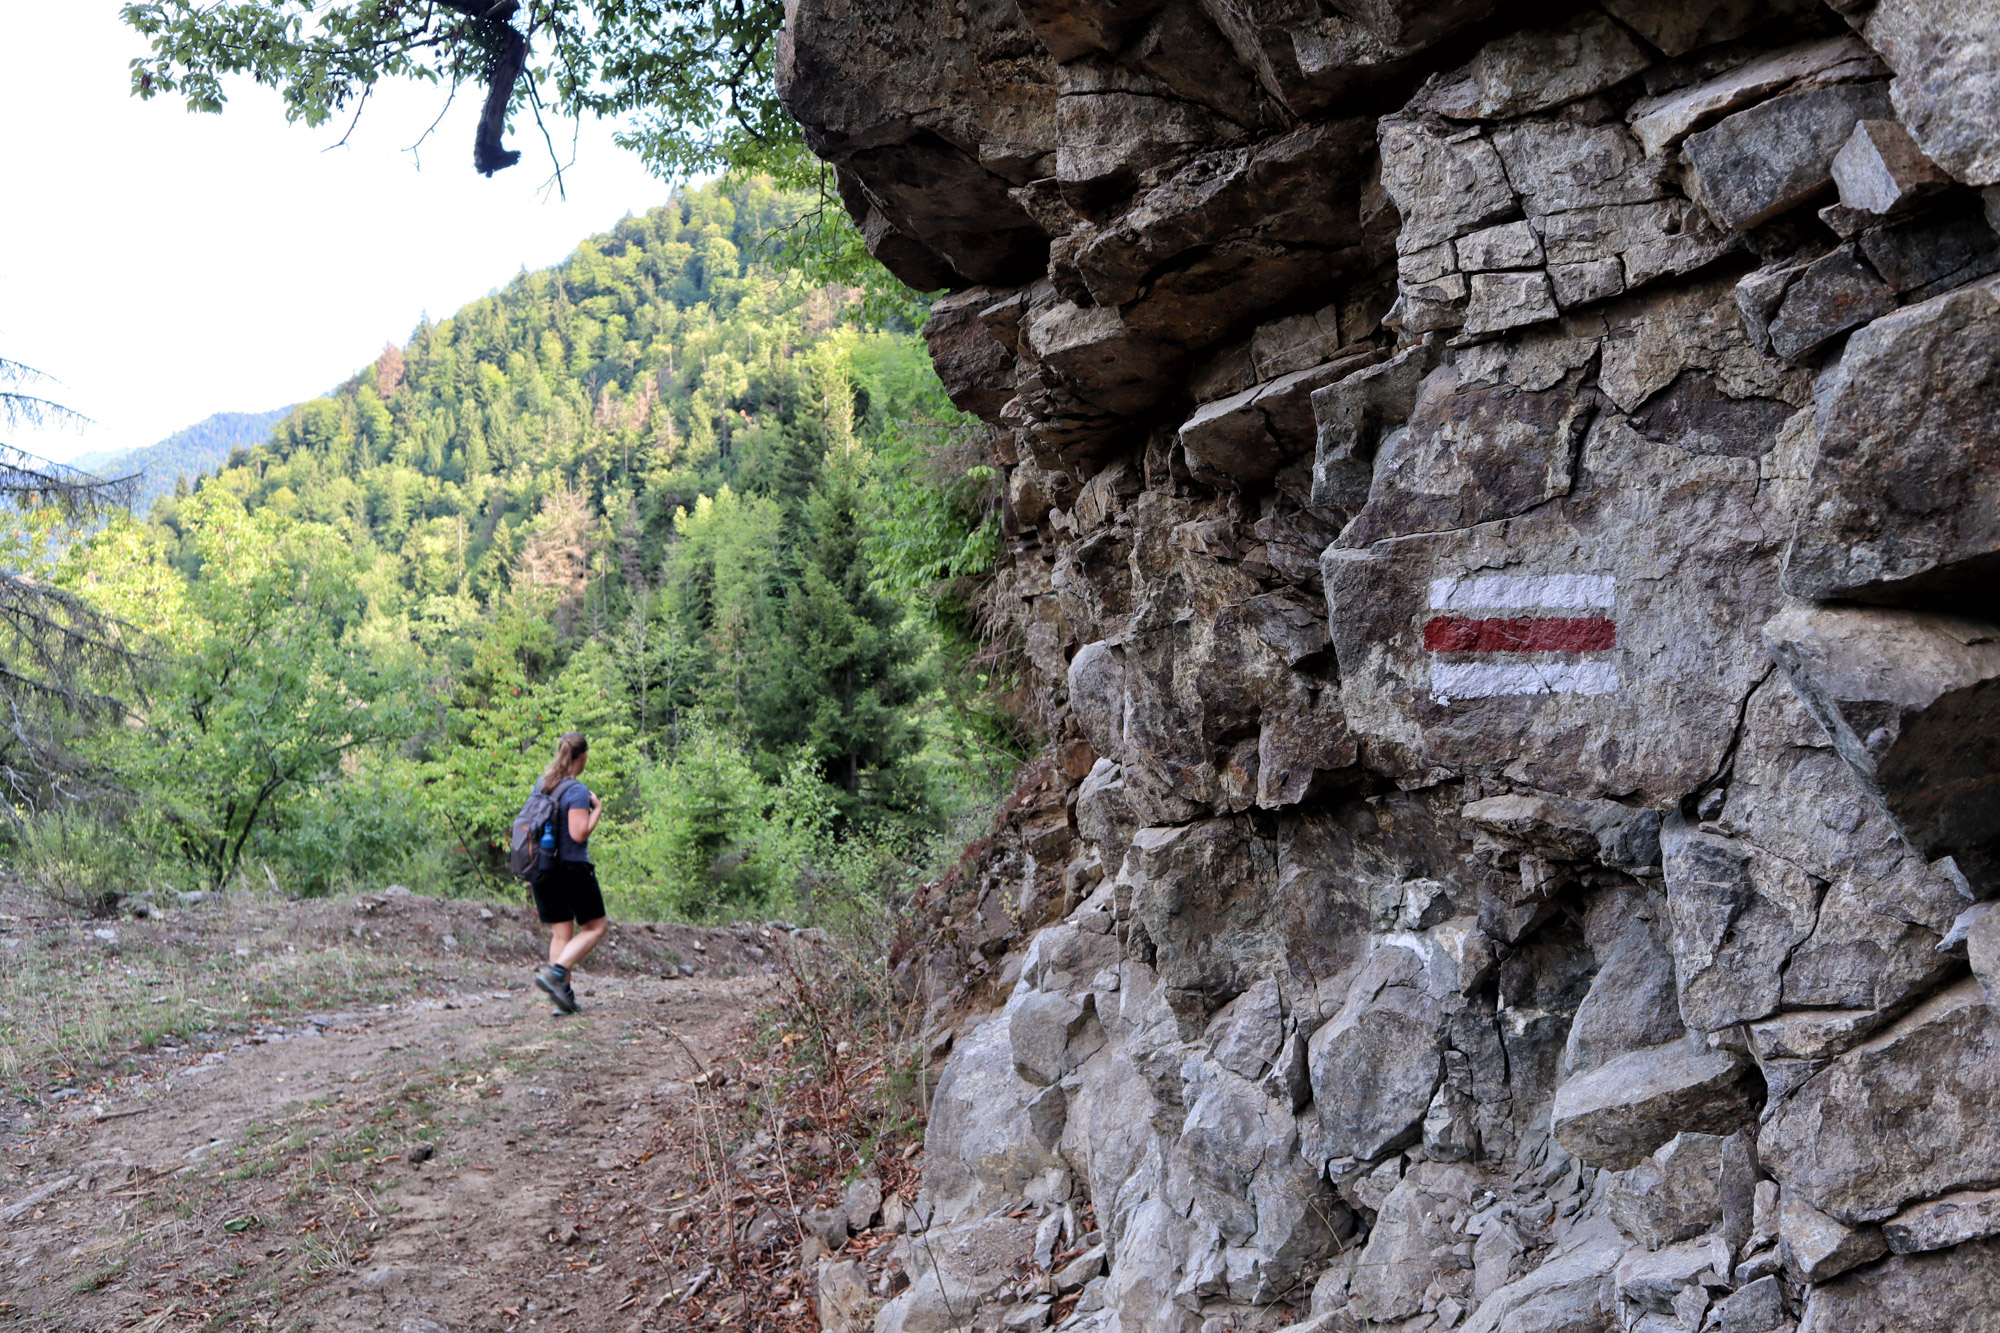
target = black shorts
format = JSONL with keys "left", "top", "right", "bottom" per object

{"left": 532, "top": 860, "right": 607, "bottom": 925}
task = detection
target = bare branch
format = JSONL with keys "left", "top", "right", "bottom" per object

{"left": 0, "top": 393, "right": 93, "bottom": 433}
{"left": 324, "top": 80, "right": 374, "bottom": 151}
{"left": 0, "top": 573, "right": 147, "bottom": 703}
{"left": 0, "top": 359, "right": 93, "bottom": 432}
{"left": 0, "top": 445, "right": 139, "bottom": 518}
{"left": 528, "top": 77, "right": 570, "bottom": 201}
{"left": 403, "top": 78, "right": 463, "bottom": 168}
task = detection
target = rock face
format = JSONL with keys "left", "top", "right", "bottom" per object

{"left": 1551, "top": 1039, "right": 1758, "bottom": 1171}
{"left": 778, "top": 1, "right": 2000, "bottom": 1330}
{"left": 1782, "top": 274, "right": 2000, "bottom": 613}
{"left": 1763, "top": 605, "right": 2000, "bottom": 892}
{"left": 1761, "top": 979, "right": 2000, "bottom": 1225}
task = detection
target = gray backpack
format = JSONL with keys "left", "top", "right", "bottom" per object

{"left": 508, "top": 780, "right": 573, "bottom": 885}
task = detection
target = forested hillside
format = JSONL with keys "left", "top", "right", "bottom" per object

{"left": 71, "top": 407, "right": 292, "bottom": 512}
{"left": 33, "top": 180, "right": 1008, "bottom": 919}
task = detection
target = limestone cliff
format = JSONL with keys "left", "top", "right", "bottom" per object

{"left": 779, "top": 1, "right": 2000, "bottom": 1329}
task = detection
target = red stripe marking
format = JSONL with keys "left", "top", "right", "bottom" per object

{"left": 1423, "top": 615, "right": 1617, "bottom": 654}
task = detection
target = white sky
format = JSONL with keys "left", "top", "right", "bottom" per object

{"left": 1, "top": 5, "right": 670, "bottom": 463}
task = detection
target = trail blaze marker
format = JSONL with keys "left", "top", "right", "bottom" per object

{"left": 1425, "top": 574, "right": 1619, "bottom": 704}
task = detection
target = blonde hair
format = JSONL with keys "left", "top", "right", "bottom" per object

{"left": 538, "top": 731, "right": 588, "bottom": 795}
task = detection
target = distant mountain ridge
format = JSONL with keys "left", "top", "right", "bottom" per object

{"left": 73, "top": 407, "right": 292, "bottom": 512}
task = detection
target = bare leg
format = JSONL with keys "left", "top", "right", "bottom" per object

{"left": 547, "top": 921, "right": 575, "bottom": 968}
{"left": 555, "top": 916, "right": 608, "bottom": 971}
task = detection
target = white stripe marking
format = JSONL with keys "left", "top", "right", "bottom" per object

{"left": 1430, "top": 660, "right": 1621, "bottom": 702}
{"left": 1428, "top": 574, "right": 1616, "bottom": 612}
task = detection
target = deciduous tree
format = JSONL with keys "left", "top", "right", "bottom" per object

{"left": 122, "top": 0, "right": 795, "bottom": 181}
{"left": 75, "top": 494, "right": 418, "bottom": 891}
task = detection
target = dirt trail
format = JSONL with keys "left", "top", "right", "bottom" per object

{"left": 0, "top": 902, "right": 802, "bottom": 1333}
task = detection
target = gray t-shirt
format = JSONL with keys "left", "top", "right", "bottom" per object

{"left": 536, "top": 778, "right": 595, "bottom": 863}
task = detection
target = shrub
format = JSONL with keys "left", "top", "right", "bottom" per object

{"left": 6, "top": 807, "right": 161, "bottom": 914}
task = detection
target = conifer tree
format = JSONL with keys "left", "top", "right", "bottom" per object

{"left": 0, "top": 359, "right": 141, "bottom": 806}
{"left": 758, "top": 451, "right": 926, "bottom": 821}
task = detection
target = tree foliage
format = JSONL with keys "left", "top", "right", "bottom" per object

{"left": 74, "top": 493, "right": 420, "bottom": 891}
{"left": 31, "top": 181, "right": 1007, "bottom": 916}
{"left": 117, "top": 1, "right": 928, "bottom": 317}
{"left": 122, "top": 0, "right": 797, "bottom": 182}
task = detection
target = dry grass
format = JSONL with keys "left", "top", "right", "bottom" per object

{"left": 0, "top": 881, "right": 778, "bottom": 1099}
{"left": 598, "top": 932, "right": 932, "bottom": 1332}
{"left": 0, "top": 899, "right": 463, "bottom": 1095}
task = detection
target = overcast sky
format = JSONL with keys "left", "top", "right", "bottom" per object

{"left": 1, "top": 6, "right": 670, "bottom": 464}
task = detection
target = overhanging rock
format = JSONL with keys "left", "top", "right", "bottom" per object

{"left": 1764, "top": 603, "right": 2000, "bottom": 895}
{"left": 1783, "top": 275, "right": 2000, "bottom": 613}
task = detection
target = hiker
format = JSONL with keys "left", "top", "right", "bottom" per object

{"left": 528, "top": 730, "right": 606, "bottom": 1014}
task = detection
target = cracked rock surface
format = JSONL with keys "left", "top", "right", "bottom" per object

{"left": 778, "top": 1, "right": 2000, "bottom": 1330}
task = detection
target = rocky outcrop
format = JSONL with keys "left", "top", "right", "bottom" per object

{"left": 1781, "top": 276, "right": 2000, "bottom": 611}
{"left": 781, "top": 0, "right": 2000, "bottom": 1329}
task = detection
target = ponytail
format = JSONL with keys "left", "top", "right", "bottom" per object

{"left": 538, "top": 731, "right": 588, "bottom": 795}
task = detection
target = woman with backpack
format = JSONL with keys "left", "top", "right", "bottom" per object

{"left": 526, "top": 730, "right": 605, "bottom": 1013}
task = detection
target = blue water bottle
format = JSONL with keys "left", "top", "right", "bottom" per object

{"left": 539, "top": 821, "right": 556, "bottom": 869}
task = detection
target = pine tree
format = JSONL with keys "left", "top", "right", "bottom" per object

{"left": 759, "top": 452, "right": 927, "bottom": 822}
{"left": 0, "top": 360, "right": 144, "bottom": 805}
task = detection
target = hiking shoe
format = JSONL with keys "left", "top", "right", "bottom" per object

{"left": 535, "top": 966, "right": 579, "bottom": 1013}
